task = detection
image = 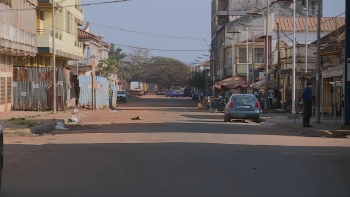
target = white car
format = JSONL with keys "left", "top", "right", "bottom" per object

{"left": 117, "top": 90, "right": 127, "bottom": 103}
{"left": 178, "top": 88, "right": 185, "bottom": 96}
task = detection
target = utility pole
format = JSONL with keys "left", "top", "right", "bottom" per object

{"left": 305, "top": 0, "right": 309, "bottom": 73}
{"left": 264, "top": 0, "right": 269, "bottom": 114}
{"left": 342, "top": 0, "right": 350, "bottom": 128}
{"left": 277, "top": 23, "right": 281, "bottom": 91}
{"left": 315, "top": 0, "right": 321, "bottom": 123}
{"left": 52, "top": 0, "right": 56, "bottom": 113}
{"left": 292, "top": 0, "right": 296, "bottom": 114}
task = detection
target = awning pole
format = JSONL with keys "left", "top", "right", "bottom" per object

{"left": 322, "top": 77, "right": 324, "bottom": 121}
{"left": 334, "top": 75, "right": 336, "bottom": 124}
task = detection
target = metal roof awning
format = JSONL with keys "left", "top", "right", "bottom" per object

{"left": 322, "top": 62, "right": 345, "bottom": 78}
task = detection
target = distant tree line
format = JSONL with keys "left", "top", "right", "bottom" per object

{"left": 99, "top": 44, "right": 197, "bottom": 90}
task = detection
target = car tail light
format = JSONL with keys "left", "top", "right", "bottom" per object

{"left": 255, "top": 102, "right": 260, "bottom": 109}
{"left": 229, "top": 101, "right": 234, "bottom": 108}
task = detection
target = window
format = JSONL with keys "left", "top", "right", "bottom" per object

{"left": 253, "top": 48, "right": 264, "bottom": 63}
{"left": 231, "top": 95, "right": 257, "bottom": 102}
{"left": 39, "top": 11, "right": 44, "bottom": 20}
{"left": 66, "top": 11, "right": 71, "bottom": 33}
{"left": 86, "top": 47, "right": 90, "bottom": 58}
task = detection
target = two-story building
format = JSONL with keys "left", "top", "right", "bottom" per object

{"left": 67, "top": 22, "right": 110, "bottom": 76}
{"left": 315, "top": 25, "right": 345, "bottom": 116}
{"left": 32, "top": 0, "right": 84, "bottom": 68}
{"left": 0, "top": 0, "right": 37, "bottom": 112}
{"left": 211, "top": 0, "right": 321, "bottom": 83}
{"left": 11, "top": 0, "right": 85, "bottom": 111}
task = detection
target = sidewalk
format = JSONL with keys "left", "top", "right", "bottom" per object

{"left": 263, "top": 112, "right": 350, "bottom": 138}
{"left": 0, "top": 109, "right": 91, "bottom": 135}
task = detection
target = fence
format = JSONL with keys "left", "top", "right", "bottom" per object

{"left": 12, "top": 67, "right": 71, "bottom": 110}
{"left": 78, "top": 76, "right": 110, "bottom": 109}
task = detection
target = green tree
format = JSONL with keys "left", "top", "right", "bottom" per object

{"left": 108, "top": 44, "right": 127, "bottom": 61}
{"left": 145, "top": 56, "right": 189, "bottom": 88}
{"left": 97, "top": 58, "right": 119, "bottom": 78}
{"left": 126, "top": 48, "right": 150, "bottom": 81}
{"left": 187, "top": 71, "right": 206, "bottom": 91}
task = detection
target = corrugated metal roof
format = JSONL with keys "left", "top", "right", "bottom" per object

{"left": 311, "top": 25, "right": 345, "bottom": 44}
{"left": 274, "top": 17, "right": 345, "bottom": 32}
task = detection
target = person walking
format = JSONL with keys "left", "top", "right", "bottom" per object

{"left": 301, "top": 81, "right": 313, "bottom": 127}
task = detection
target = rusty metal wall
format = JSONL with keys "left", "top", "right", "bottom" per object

{"left": 12, "top": 67, "right": 71, "bottom": 110}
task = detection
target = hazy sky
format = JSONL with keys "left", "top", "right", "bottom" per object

{"left": 82, "top": 0, "right": 345, "bottom": 65}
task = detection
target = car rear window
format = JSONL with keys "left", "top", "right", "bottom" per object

{"left": 231, "top": 95, "right": 257, "bottom": 102}
{"left": 117, "top": 91, "right": 125, "bottom": 94}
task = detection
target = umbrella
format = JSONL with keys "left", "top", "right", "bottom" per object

{"left": 216, "top": 76, "right": 248, "bottom": 90}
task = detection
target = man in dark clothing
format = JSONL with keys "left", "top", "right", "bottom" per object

{"left": 273, "top": 87, "right": 281, "bottom": 109}
{"left": 301, "top": 81, "right": 313, "bottom": 127}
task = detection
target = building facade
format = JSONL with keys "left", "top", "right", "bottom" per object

{"left": 0, "top": 0, "right": 37, "bottom": 112}
{"left": 67, "top": 22, "right": 110, "bottom": 76}
{"left": 210, "top": 0, "right": 322, "bottom": 82}
{"left": 23, "top": 0, "right": 85, "bottom": 68}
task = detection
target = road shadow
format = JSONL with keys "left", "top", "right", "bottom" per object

{"left": 2, "top": 142, "right": 350, "bottom": 197}
{"left": 48, "top": 121, "right": 303, "bottom": 137}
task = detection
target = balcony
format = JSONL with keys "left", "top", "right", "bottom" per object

{"left": 237, "top": 63, "right": 270, "bottom": 76}
{"left": 37, "top": 28, "right": 83, "bottom": 60}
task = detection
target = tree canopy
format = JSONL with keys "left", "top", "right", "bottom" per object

{"left": 187, "top": 71, "right": 207, "bottom": 91}
{"left": 108, "top": 44, "right": 127, "bottom": 61}
{"left": 144, "top": 56, "right": 189, "bottom": 86}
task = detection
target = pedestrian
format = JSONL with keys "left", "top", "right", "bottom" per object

{"left": 268, "top": 88, "right": 274, "bottom": 109}
{"left": 301, "top": 81, "right": 313, "bottom": 127}
{"left": 273, "top": 87, "right": 281, "bottom": 109}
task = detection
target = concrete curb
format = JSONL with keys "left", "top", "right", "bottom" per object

{"left": 275, "top": 122, "right": 327, "bottom": 137}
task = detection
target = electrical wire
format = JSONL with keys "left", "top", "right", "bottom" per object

{"left": 40, "top": 19, "right": 209, "bottom": 52}
{"left": 88, "top": 22, "right": 208, "bottom": 41}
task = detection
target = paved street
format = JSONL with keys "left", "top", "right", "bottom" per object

{"left": 2, "top": 95, "right": 350, "bottom": 196}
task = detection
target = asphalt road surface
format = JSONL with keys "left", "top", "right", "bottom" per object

{"left": 2, "top": 95, "right": 350, "bottom": 197}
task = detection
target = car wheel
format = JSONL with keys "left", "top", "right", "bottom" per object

{"left": 253, "top": 117, "right": 261, "bottom": 123}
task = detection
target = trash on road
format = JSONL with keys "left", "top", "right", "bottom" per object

{"left": 69, "top": 116, "right": 78, "bottom": 123}
{"left": 72, "top": 108, "right": 79, "bottom": 114}
{"left": 55, "top": 121, "right": 69, "bottom": 130}
{"left": 131, "top": 116, "right": 144, "bottom": 120}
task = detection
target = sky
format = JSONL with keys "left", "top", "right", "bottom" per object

{"left": 82, "top": 0, "right": 345, "bottom": 65}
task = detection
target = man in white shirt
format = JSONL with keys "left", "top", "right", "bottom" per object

{"left": 268, "top": 88, "right": 274, "bottom": 109}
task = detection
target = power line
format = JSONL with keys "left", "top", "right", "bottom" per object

{"left": 40, "top": 21, "right": 208, "bottom": 52}
{"left": 88, "top": 22, "right": 208, "bottom": 41}
{"left": 110, "top": 43, "right": 208, "bottom": 52}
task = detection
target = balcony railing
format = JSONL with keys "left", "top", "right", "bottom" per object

{"left": 37, "top": 29, "right": 45, "bottom": 35}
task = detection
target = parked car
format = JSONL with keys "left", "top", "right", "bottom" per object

{"left": 184, "top": 88, "right": 192, "bottom": 97}
{"left": 178, "top": 88, "right": 185, "bottom": 97}
{"left": 165, "top": 90, "right": 175, "bottom": 97}
{"left": 224, "top": 94, "right": 261, "bottom": 123}
{"left": 117, "top": 90, "right": 127, "bottom": 103}
{"left": 171, "top": 91, "right": 179, "bottom": 97}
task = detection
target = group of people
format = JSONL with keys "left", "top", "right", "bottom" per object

{"left": 253, "top": 87, "right": 282, "bottom": 110}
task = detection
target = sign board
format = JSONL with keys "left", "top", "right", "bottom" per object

{"left": 259, "top": 72, "right": 265, "bottom": 80}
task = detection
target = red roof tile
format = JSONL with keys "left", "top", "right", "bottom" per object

{"left": 274, "top": 17, "right": 345, "bottom": 32}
